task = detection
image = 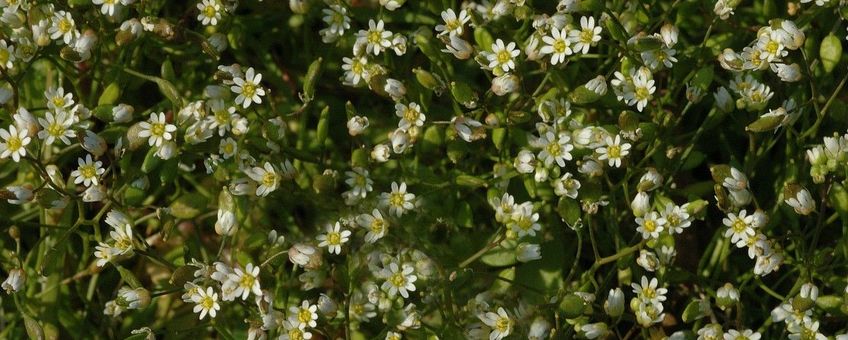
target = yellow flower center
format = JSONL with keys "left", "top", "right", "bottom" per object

{"left": 6, "top": 136, "right": 22, "bottom": 151}
{"left": 643, "top": 287, "right": 656, "bottom": 299}
{"left": 200, "top": 295, "right": 215, "bottom": 309}
{"left": 580, "top": 29, "right": 594, "bottom": 43}
{"left": 403, "top": 108, "right": 419, "bottom": 123}
{"left": 390, "top": 272, "right": 406, "bottom": 287}
{"left": 239, "top": 273, "right": 255, "bottom": 290}
{"left": 222, "top": 143, "right": 234, "bottom": 154}
{"left": 327, "top": 231, "right": 341, "bottom": 245}
{"left": 151, "top": 123, "right": 165, "bottom": 137}
{"left": 546, "top": 141, "right": 561, "bottom": 157}
{"left": 370, "top": 219, "right": 385, "bottom": 234}
{"left": 389, "top": 192, "right": 405, "bottom": 207}
{"left": 297, "top": 308, "right": 313, "bottom": 324}
{"left": 52, "top": 97, "right": 66, "bottom": 108}
{"left": 607, "top": 145, "right": 621, "bottom": 158}
{"left": 214, "top": 109, "right": 230, "bottom": 125}
{"left": 288, "top": 328, "right": 304, "bottom": 340}
{"left": 497, "top": 50, "right": 512, "bottom": 63}
{"left": 732, "top": 219, "right": 747, "bottom": 233}
{"left": 495, "top": 317, "right": 510, "bottom": 332}
{"left": 80, "top": 164, "right": 97, "bottom": 179}
{"left": 48, "top": 122, "right": 65, "bottom": 137}
{"left": 59, "top": 19, "right": 72, "bottom": 33}
{"left": 242, "top": 82, "right": 256, "bottom": 98}
{"left": 635, "top": 87, "right": 650, "bottom": 100}
{"left": 204, "top": 5, "right": 217, "bottom": 18}
{"left": 553, "top": 39, "right": 567, "bottom": 53}
{"left": 643, "top": 220, "right": 656, "bottom": 232}
{"left": 368, "top": 30, "right": 382, "bottom": 44}
{"left": 262, "top": 172, "right": 276, "bottom": 187}
{"left": 667, "top": 214, "right": 680, "bottom": 226}
{"left": 765, "top": 40, "right": 779, "bottom": 55}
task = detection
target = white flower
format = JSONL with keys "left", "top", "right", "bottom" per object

{"left": 436, "top": 9, "right": 470, "bottom": 37}
{"left": 443, "top": 35, "right": 474, "bottom": 59}
{"left": 788, "top": 318, "right": 825, "bottom": 340}
{"left": 219, "top": 137, "right": 237, "bottom": 159}
{"left": 372, "top": 144, "right": 391, "bottom": 162}
{"left": 636, "top": 211, "right": 666, "bottom": 240}
{"left": 508, "top": 202, "right": 541, "bottom": 237}
{"left": 785, "top": 188, "right": 815, "bottom": 215}
{"left": 0, "top": 40, "right": 14, "bottom": 69}
{"left": 597, "top": 135, "right": 631, "bottom": 167}
{"left": 628, "top": 69, "right": 655, "bottom": 112}
{"left": 452, "top": 116, "right": 485, "bottom": 142}
{"left": 723, "top": 210, "right": 756, "bottom": 247}
{"left": 317, "top": 222, "right": 351, "bottom": 255}
{"left": 1, "top": 268, "right": 24, "bottom": 294}
{"left": 196, "top": 0, "right": 222, "bottom": 26}
{"left": 49, "top": 11, "right": 79, "bottom": 45}
{"left": 585, "top": 75, "right": 607, "bottom": 95}
{"left": 223, "top": 263, "right": 261, "bottom": 301}
{"left": 138, "top": 112, "right": 177, "bottom": 147}
{"left": 231, "top": 67, "right": 265, "bottom": 108}
{"left": 347, "top": 116, "right": 369, "bottom": 136}
{"left": 345, "top": 167, "right": 373, "bottom": 198}
{"left": 37, "top": 111, "right": 75, "bottom": 145}
{"left": 552, "top": 172, "right": 581, "bottom": 199}
{"left": 356, "top": 209, "right": 389, "bottom": 243}
{"left": 756, "top": 29, "right": 788, "bottom": 63}
{"left": 516, "top": 243, "right": 541, "bottom": 262}
{"left": 357, "top": 19, "right": 392, "bottom": 56}
{"left": 191, "top": 287, "right": 220, "bottom": 319}
{"left": 631, "top": 276, "right": 667, "bottom": 304}
{"left": 384, "top": 78, "right": 406, "bottom": 101}
{"left": 662, "top": 203, "right": 692, "bottom": 234}
{"left": 569, "top": 16, "right": 602, "bottom": 54}
{"left": 342, "top": 56, "right": 369, "bottom": 86}
{"left": 540, "top": 28, "right": 572, "bottom": 65}
{"left": 215, "top": 208, "right": 237, "bottom": 236}
{"left": 381, "top": 262, "right": 417, "bottom": 298}
{"left": 771, "top": 63, "right": 802, "bottom": 82}
{"left": 380, "top": 182, "right": 415, "bottom": 217}
{"left": 723, "top": 329, "right": 761, "bottom": 340}
{"left": 245, "top": 162, "right": 280, "bottom": 197}
{"left": 385, "top": 331, "right": 402, "bottom": 340}
{"left": 94, "top": 242, "right": 118, "bottom": 267}
{"left": 478, "top": 307, "right": 512, "bottom": 340}
{"left": 82, "top": 130, "right": 107, "bottom": 157}
{"left": 537, "top": 132, "right": 573, "bottom": 167}
{"left": 396, "top": 102, "right": 425, "bottom": 130}
{"left": 380, "top": 0, "right": 403, "bottom": 10}
{"left": 70, "top": 154, "right": 105, "bottom": 187}
{"left": 723, "top": 167, "right": 749, "bottom": 191}
{"left": 281, "top": 320, "right": 313, "bottom": 340}
{"left": 112, "top": 103, "right": 134, "bottom": 123}
{"left": 288, "top": 300, "right": 318, "bottom": 329}
{"left": 6, "top": 185, "right": 33, "bottom": 204}
{"left": 93, "top": 0, "right": 122, "bottom": 16}
{"left": 0, "top": 124, "right": 31, "bottom": 162}
{"left": 487, "top": 39, "right": 520, "bottom": 73}
{"left": 322, "top": 5, "right": 350, "bottom": 37}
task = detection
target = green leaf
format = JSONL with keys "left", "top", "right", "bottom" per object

{"left": 116, "top": 265, "right": 142, "bottom": 289}
{"left": 24, "top": 315, "right": 44, "bottom": 340}
{"left": 98, "top": 82, "right": 121, "bottom": 106}
{"left": 302, "top": 57, "right": 323, "bottom": 102}
{"left": 169, "top": 192, "right": 209, "bottom": 219}
{"left": 481, "top": 240, "right": 518, "bottom": 266}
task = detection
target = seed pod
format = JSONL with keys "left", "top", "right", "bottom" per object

{"left": 820, "top": 33, "right": 842, "bottom": 74}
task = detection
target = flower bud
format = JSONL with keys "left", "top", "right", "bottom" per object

{"left": 5, "top": 185, "right": 33, "bottom": 204}
{"left": 83, "top": 185, "right": 107, "bottom": 202}
{"left": 516, "top": 243, "right": 541, "bottom": 262}
{"left": 82, "top": 130, "right": 107, "bottom": 157}
{"left": 491, "top": 74, "right": 519, "bottom": 96}
{"left": 113, "top": 104, "right": 134, "bottom": 123}
{"left": 1, "top": 268, "right": 25, "bottom": 294}
{"left": 604, "top": 288, "right": 624, "bottom": 317}
{"left": 318, "top": 294, "right": 338, "bottom": 317}
{"left": 631, "top": 192, "right": 650, "bottom": 217}
{"left": 716, "top": 283, "right": 739, "bottom": 310}
{"left": 559, "top": 294, "right": 585, "bottom": 319}
{"left": 371, "top": 144, "right": 391, "bottom": 162}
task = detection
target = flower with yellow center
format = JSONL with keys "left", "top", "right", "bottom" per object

{"left": 356, "top": 209, "right": 388, "bottom": 243}
{"left": 224, "top": 263, "right": 261, "bottom": 301}
{"left": 191, "top": 287, "right": 220, "bottom": 320}
{"left": 636, "top": 212, "right": 666, "bottom": 240}
{"left": 317, "top": 222, "right": 351, "bottom": 255}
{"left": 381, "top": 262, "right": 417, "bottom": 298}
{"left": 487, "top": 39, "right": 520, "bottom": 72}
{"left": 231, "top": 67, "right": 265, "bottom": 108}
{"left": 138, "top": 112, "right": 177, "bottom": 147}
{"left": 380, "top": 182, "right": 415, "bottom": 217}
{"left": 71, "top": 154, "right": 105, "bottom": 187}
{"left": 478, "top": 307, "right": 512, "bottom": 340}
{"left": 0, "top": 125, "right": 30, "bottom": 162}
{"left": 287, "top": 300, "right": 318, "bottom": 329}
{"left": 541, "top": 28, "right": 573, "bottom": 65}
{"left": 245, "top": 162, "right": 279, "bottom": 197}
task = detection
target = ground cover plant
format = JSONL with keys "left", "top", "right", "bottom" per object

{"left": 1, "top": 0, "right": 848, "bottom": 339}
